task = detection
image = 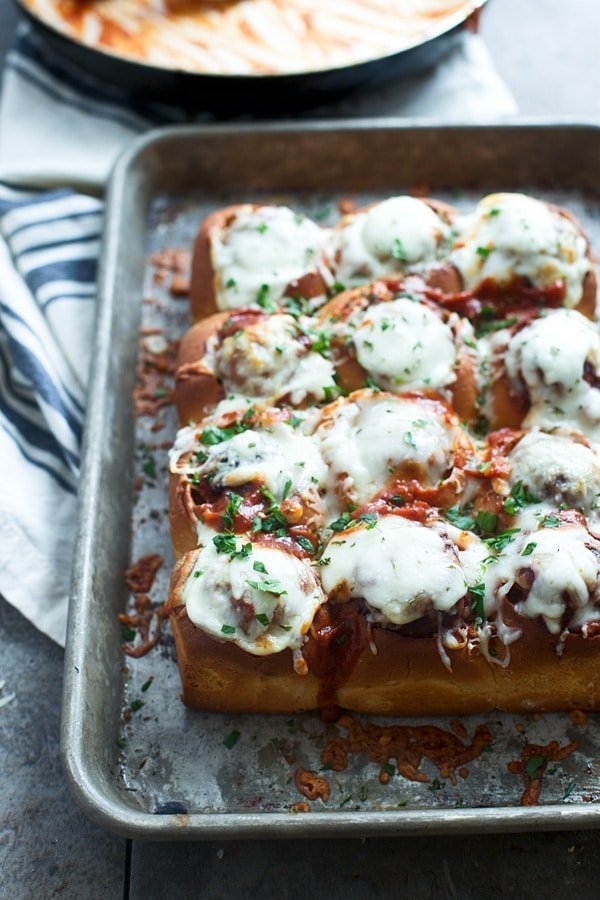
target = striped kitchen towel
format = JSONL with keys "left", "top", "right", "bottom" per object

{"left": 0, "top": 184, "right": 102, "bottom": 643}
{"left": 0, "top": 22, "right": 516, "bottom": 645}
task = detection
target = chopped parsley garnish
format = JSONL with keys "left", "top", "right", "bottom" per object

{"left": 193, "top": 569, "right": 203, "bottom": 579}
{"left": 446, "top": 505, "right": 476, "bottom": 531}
{"left": 312, "top": 557, "right": 331, "bottom": 567}
{"left": 542, "top": 514, "right": 560, "bottom": 528}
{"left": 260, "top": 485, "right": 277, "bottom": 505}
{"left": 121, "top": 626, "right": 136, "bottom": 642}
{"left": 253, "top": 493, "right": 289, "bottom": 536}
{"left": 213, "top": 533, "right": 237, "bottom": 555}
{"left": 391, "top": 238, "right": 407, "bottom": 262}
{"left": 389, "top": 495, "right": 405, "bottom": 507}
{"left": 223, "top": 729, "right": 241, "bottom": 749}
{"left": 382, "top": 761, "right": 395, "bottom": 777}
{"left": 563, "top": 780, "right": 576, "bottom": 800}
{"left": 257, "top": 222, "right": 268, "bottom": 233}
{"left": 195, "top": 450, "right": 208, "bottom": 464}
{"left": 130, "top": 699, "right": 144, "bottom": 712}
{"left": 221, "top": 492, "right": 243, "bottom": 532}
{"left": 221, "top": 624, "right": 236, "bottom": 635}
{"left": 253, "top": 560, "right": 268, "bottom": 574}
{"left": 256, "top": 284, "right": 275, "bottom": 311}
{"left": 199, "top": 414, "right": 254, "bottom": 445}
{"left": 475, "top": 316, "right": 518, "bottom": 338}
{"left": 311, "top": 331, "right": 330, "bottom": 354}
{"left": 470, "top": 583, "right": 486, "bottom": 622}
{"left": 403, "top": 431, "right": 416, "bottom": 449}
{"left": 447, "top": 506, "right": 498, "bottom": 538}
{"left": 296, "top": 535, "right": 314, "bottom": 554}
{"left": 323, "top": 384, "right": 342, "bottom": 403}
{"left": 226, "top": 277, "right": 237, "bottom": 288}
{"left": 503, "top": 480, "right": 541, "bottom": 516}
{"left": 142, "top": 457, "right": 156, "bottom": 480}
{"left": 284, "top": 296, "right": 311, "bottom": 318}
{"left": 358, "top": 513, "right": 378, "bottom": 529}
{"left": 475, "top": 510, "right": 498, "bottom": 534}
{"left": 282, "top": 479, "right": 293, "bottom": 501}
{"left": 484, "top": 528, "right": 521, "bottom": 551}
{"left": 287, "top": 415, "right": 303, "bottom": 429}
{"left": 364, "top": 375, "right": 381, "bottom": 392}
{"left": 525, "top": 755, "right": 547, "bottom": 780}
{"left": 521, "top": 541, "right": 537, "bottom": 557}
{"left": 329, "top": 512, "right": 352, "bottom": 533}
{"left": 212, "top": 534, "right": 252, "bottom": 559}
{"left": 488, "top": 207, "right": 501, "bottom": 217}
{"left": 476, "top": 245, "right": 492, "bottom": 259}
{"left": 246, "top": 578, "right": 288, "bottom": 596}
{"left": 255, "top": 613, "right": 270, "bottom": 626}
{"left": 141, "top": 677, "right": 154, "bottom": 693}
{"left": 331, "top": 281, "right": 346, "bottom": 295}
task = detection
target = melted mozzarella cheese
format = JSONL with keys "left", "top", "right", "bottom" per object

{"left": 211, "top": 206, "right": 329, "bottom": 310}
{"left": 505, "top": 310, "right": 600, "bottom": 438}
{"left": 321, "top": 516, "right": 480, "bottom": 625}
{"left": 352, "top": 298, "right": 457, "bottom": 392}
{"left": 183, "top": 540, "right": 325, "bottom": 655}
{"left": 492, "top": 526, "right": 600, "bottom": 634}
{"left": 170, "top": 420, "right": 327, "bottom": 504}
{"left": 334, "top": 196, "right": 450, "bottom": 284}
{"left": 213, "top": 313, "right": 335, "bottom": 404}
{"left": 450, "top": 193, "right": 591, "bottom": 306}
{"left": 316, "top": 394, "right": 456, "bottom": 505}
{"left": 509, "top": 430, "right": 600, "bottom": 526}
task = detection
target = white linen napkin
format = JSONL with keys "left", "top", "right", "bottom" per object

{"left": 0, "top": 22, "right": 516, "bottom": 645}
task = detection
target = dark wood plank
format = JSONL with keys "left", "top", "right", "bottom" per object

{"left": 0, "top": 600, "right": 126, "bottom": 899}
{"left": 129, "top": 833, "right": 598, "bottom": 899}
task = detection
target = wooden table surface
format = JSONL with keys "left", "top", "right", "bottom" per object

{"left": 1, "top": 1, "right": 599, "bottom": 897}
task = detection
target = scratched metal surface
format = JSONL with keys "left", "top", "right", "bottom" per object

{"left": 61, "top": 123, "right": 600, "bottom": 838}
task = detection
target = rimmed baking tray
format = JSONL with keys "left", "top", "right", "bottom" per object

{"left": 61, "top": 121, "right": 600, "bottom": 840}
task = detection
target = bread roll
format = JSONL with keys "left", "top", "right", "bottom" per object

{"left": 166, "top": 192, "right": 600, "bottom": 717}
{"left": 190, "top": 205, "right": 331, "bottom": 320}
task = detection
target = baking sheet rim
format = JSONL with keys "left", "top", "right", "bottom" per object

{"left": 62, "top": 118, "right": 600, "bottom": 840}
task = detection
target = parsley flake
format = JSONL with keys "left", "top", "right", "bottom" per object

{"left": 223, "top": 730, "right": 241, "bottom": 749}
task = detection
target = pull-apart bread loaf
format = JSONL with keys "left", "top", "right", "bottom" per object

{"left": 166, "top": 192, "right": 600, "bottom": 716}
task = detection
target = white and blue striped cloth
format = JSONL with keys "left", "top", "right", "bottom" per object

{"left": 0, "top": 23, "right": 516, "bottom": 645}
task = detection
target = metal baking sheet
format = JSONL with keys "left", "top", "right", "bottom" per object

{"left": 61, "top": 121, "right": 600, "bottom": 839}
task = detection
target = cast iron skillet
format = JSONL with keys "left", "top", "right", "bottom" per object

{"left": 13, "top": 0, "right": 488, "bottom": 116}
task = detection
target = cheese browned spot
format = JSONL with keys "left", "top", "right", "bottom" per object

{"left": 210, "top": 313, "right": 335, "bottom": 404}
{"left": 450, "top": 193, "right": 591, "bottom": 306}
{"left": 492, "top": 526, "right": 600, "bottom": 634}
{"left": 315, "top": 392, "right": 459, "bottom": 505}
{"left": 334, "top": 196, "right": 451, "bottom": 284}
{"left": 211, "top": 206, "right": 329, "bottom": 310}
{"left": 183, "top": 540, "right": 325, "bottom": 656}
{"left": 321, "top": 515, "right": 487, "bottom": 626}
